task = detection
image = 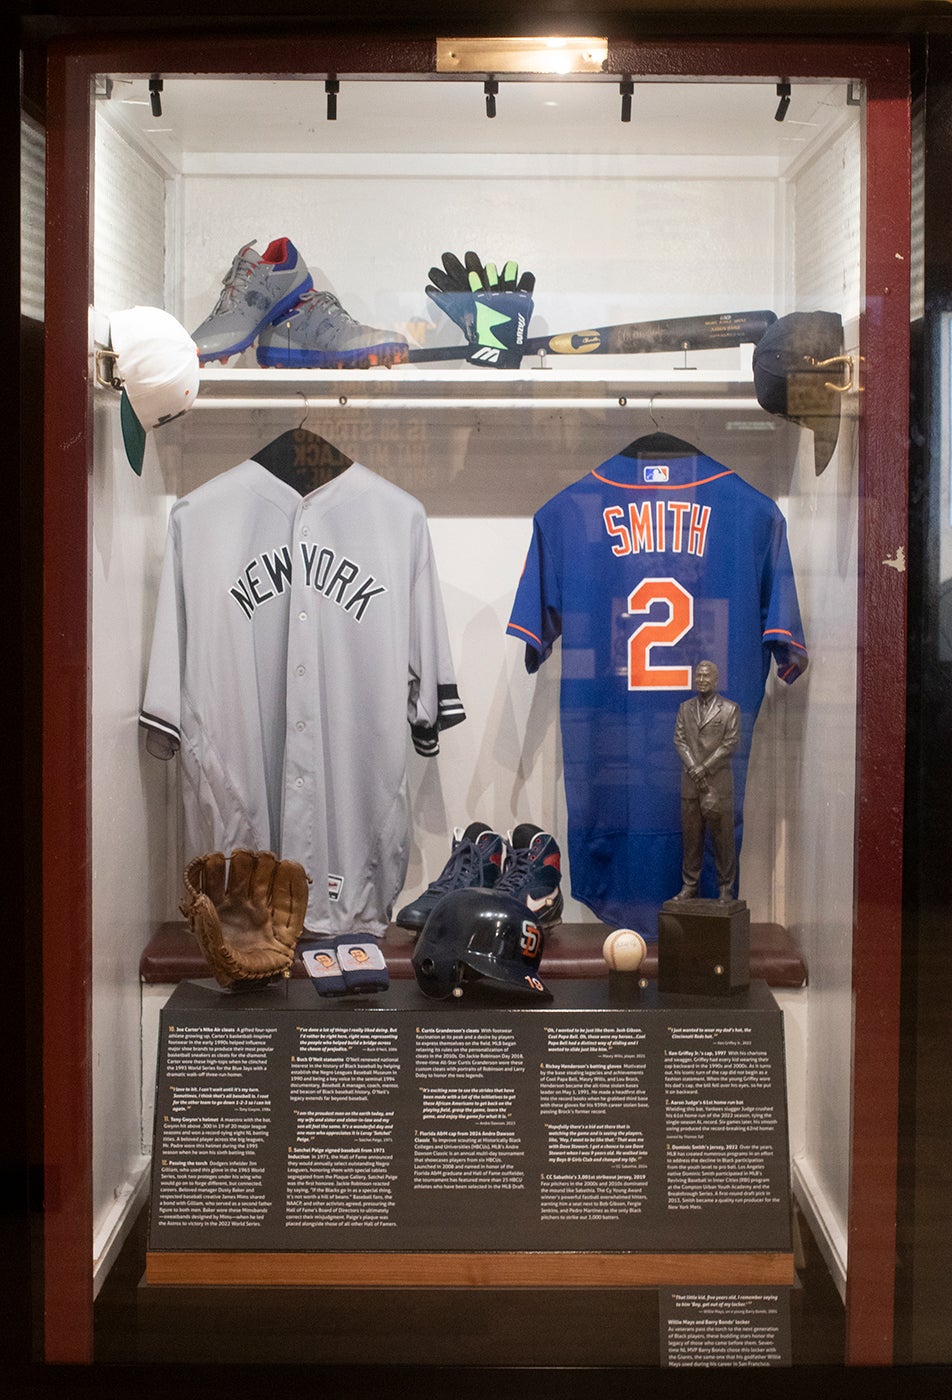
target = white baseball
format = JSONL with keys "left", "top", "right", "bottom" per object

{"left": 602, "top": 928, "right": 647, "bottom": 972}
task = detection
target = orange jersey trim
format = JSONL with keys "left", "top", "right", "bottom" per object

{"left": 764, "top": 628, "right": 807, "bottom": 652}
{"left": 508, "top": 622, "right": 543, "bottom": 647}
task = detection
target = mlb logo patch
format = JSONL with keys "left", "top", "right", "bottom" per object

{"left": 643, "top": 465, "right": 669, "bottom": 483}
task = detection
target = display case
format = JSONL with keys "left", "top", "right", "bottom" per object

{"left": 39, "top": 33, "right": 909, "bottom": 1366}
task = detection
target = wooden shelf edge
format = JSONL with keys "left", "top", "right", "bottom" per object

{"left": 145, "top": 1250, "right": 795, "bottom": 1288}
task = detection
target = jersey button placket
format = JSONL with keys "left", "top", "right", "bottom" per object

{"left": 286, "top": 513, "right": 313, "bottom": 847}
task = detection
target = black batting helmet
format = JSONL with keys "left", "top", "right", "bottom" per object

{"left": 411, "top": 887, "right": 551, "bottom": 1000}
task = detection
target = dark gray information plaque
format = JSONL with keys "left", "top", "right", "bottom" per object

{"left": 148, "top": 977, "right": 790, "bottom": 1255}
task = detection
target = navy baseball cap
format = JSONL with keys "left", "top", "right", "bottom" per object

{"left": 752, "top": 311, "right": 845, "bottom": 474}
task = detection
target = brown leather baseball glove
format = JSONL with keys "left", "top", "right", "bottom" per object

{"left": 181, "top": 848, "right": 309, "bottom": 991}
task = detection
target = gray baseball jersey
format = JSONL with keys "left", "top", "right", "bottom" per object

{"left": 139, "top": 458, "right": 464, "bottom": 935}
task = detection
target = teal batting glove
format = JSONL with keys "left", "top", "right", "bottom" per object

{"left": 425, "top": 252, "right": 535, "bottom": 365}
{"left": 466, "top": 257, "right": 535, "bottom": 368}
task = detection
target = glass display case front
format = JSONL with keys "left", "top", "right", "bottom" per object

{"left": 37, "top": 33, "right": 910, "bottom": 1367}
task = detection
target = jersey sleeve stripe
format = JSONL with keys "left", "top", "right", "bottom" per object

{"left": 410, "top": 722, "right": 441, "bottom": 756}
{"left": 411, "top": 687, "right": 466, "bottom": 755}
{"left": 507, "top": 621, "right": 543, "bottom": 647}
{"left": 590, "top": 468, "right": 735, "bottom": 490}
{"left": 764, "top": 628, "right": 808, "bottom": 653}
{"left": 138, "top": 711, "right": 180, "bottom": 743}
{"left": 437, "top": 684, "right": 466, "bottom": 731}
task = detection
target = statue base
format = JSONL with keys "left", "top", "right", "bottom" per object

{"left": 657, "top": 897, "right": 751, "bottom": 996}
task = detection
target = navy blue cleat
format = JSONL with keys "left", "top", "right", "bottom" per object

{"left": 395, "top": 822, "right": 506, "bottom": 932}
{"left": 496, "top": 823, "right": 563, "bottom": 926}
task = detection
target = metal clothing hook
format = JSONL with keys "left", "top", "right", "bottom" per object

{"left": 812, "top": 353, "right": 855, "bottom": 393}
{"left": 296, "top": 392, "right": 311, "bottom": 430}
{"left": 95, "top": 347, "right": 121, "bottom": 389}
{"left": 648, "top": 395, "right": 661, "bottom": 430}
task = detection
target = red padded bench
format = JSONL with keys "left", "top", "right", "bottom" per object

{"left": 140, "top": 919, "right": 807, "bottom": 988}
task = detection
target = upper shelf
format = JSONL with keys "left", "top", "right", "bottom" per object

{"left": 193, "top": 365, "right": 763, "bottom": 412}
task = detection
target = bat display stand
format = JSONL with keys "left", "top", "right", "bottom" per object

{"left": 608, "top": 968, "right": 649, "bottom": 1004}
{"left": 658, "top": 898, "right": 751, "bottom": 996}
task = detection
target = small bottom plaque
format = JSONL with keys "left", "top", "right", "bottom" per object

{"left": 659, "top": 1286, "right": 791, "bottom": 1367}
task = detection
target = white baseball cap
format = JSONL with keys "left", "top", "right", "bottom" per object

{"left": 109, "top": 306, "right": 201, "bottom": 475}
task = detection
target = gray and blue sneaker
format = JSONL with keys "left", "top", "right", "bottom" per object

{"left": 257, "top": 288, "right": 408, "bottom": 369}
{"left": 192, "top": 237, "right": 313, "bottom": 364}
{"left": 496, "top": 823, "right": 564, "bottom": 926}
{"left": 395, "top": 822, "right": 506, "bottom": 932}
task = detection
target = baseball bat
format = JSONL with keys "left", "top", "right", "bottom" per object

{"left": 401, "top": 308, "right": 777, "bottom": 364}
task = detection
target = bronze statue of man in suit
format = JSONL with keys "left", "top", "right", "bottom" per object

{"left": 673, "top": 660, "right": 740, "bottom": 902}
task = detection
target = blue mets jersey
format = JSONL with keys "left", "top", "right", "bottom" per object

{"left": 506, "top": 450, "right": 808, "bottom": 935}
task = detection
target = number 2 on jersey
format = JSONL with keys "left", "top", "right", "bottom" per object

{"left": 626, "top": 577, "right": 693, "bottom": 690}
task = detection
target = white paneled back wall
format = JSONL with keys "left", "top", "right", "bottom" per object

{"left": 791, "top": 114, "right": 862, "bottom": 314}
{"left": 90, "top": 105, "right": 178, "bottom": 1291}
{"left": 94, "top": 109, "right": 168, "bottom": 314}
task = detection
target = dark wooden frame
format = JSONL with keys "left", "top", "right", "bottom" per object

{"left": 41, "top": 33, "right": 910, "bottom": 1365}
